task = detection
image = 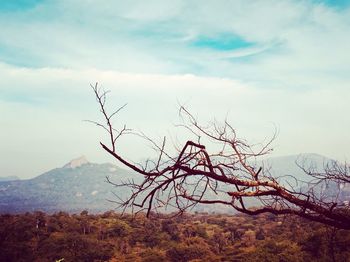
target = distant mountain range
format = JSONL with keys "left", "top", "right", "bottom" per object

{"left": 0, "top": 154, "right": 349, "bottom": 214}
{"left": 0, "top": 156, "right": 140, "bottom": 214}
{"left": 0, "top": 175, "right": 20, "bottom": 182}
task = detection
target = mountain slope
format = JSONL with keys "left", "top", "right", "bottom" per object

{"left": 0, "top": 157, "right": 140, "bottom": 213}
{"left": 264, "top": 153, "right": 350, "bottom": 203}
{"left": 265, "top": 153, "right": 331, "bottom": 183}
{"left": 0, "top": 154, "right": 348, "bottom": 214}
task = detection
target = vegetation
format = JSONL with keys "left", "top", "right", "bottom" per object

{"left": 1, "top": 211, "right": 349, "bottom": 261}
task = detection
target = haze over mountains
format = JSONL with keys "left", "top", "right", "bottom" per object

{"left": 0, "top": 176, "right": 20, "bottom": 182}
{"left": 0, "top": 154, "right": 348, "bottom": 214}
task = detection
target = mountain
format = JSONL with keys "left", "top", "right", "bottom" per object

{"left": 0, "top": 154, "right": 348, "bottom": 214}
{"left": 63, "top": 155, "right": 90, "bottom": 169}
{"left": 264, "top": 153, "right": 331, "bottom": 183}
{"left": 0, "top": 156, "right": 141, "bottom": 214}
{"left": 265, "top": 153, "right": 350, "bottom": 203}
{"left": 0, "top": 176, "right": 20, "bottom": 182}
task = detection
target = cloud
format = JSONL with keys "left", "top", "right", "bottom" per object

{"left": 0, "top": 1, "right": 349, "bottom": 177}
{"left": 0, "top": 64, "right": 248, "bottom": 178}
{"left": 1, "top": 64, "right": 350, "bottom": 178}
{"left": 0, "top": 1, "right": 348, "bottom": 84}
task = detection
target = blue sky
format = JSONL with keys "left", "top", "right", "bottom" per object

{"left": 317, "top": 0, "right": 350, "bottom": 8}
{"left": 0, "top": 0, "right": 43, "bottom": 12}
{"left": 1, "top": 0, "right": 350, "bottom": 178}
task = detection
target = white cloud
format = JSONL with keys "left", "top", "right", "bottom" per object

{"left": 1, "top": 0, "right": 349, "bottom": 83}
{"left": 1, "top": 64, "right": 349, "bottom": 178}
{"left": 0, "top": 1, "right": 349, "bottom": 178}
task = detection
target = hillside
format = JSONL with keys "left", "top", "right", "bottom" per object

{"left": 0, "top": 154, "right": 348, "bottom": 214}
{"left": 0, "top": 156, "right": 140, "bottom": 213}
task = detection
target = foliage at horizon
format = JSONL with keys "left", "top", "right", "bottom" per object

{"left": 1, "top": 211, "right": 350, "bottom": 262}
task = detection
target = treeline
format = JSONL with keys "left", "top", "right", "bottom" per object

{"left": 1, "top": 211, "right": 350, "bottom": 262}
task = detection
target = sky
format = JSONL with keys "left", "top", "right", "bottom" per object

{"left": 0, "top": 0, "right": 350, "bottom": 179}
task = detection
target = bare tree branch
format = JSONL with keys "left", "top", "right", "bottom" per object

{"left": 90, "top": 84, "right": 350, "bottom": 230}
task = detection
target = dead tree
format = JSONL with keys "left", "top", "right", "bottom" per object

{"left": 90, "top": 84, "right": 350, "bottom": 230}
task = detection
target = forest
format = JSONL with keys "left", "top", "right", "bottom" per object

{"left": 1, "top": 211, "right": 350, "bottom": 262}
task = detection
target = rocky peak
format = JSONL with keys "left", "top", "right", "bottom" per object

{"left": 63, "top": 156, "right": 89, "bottom": 169}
